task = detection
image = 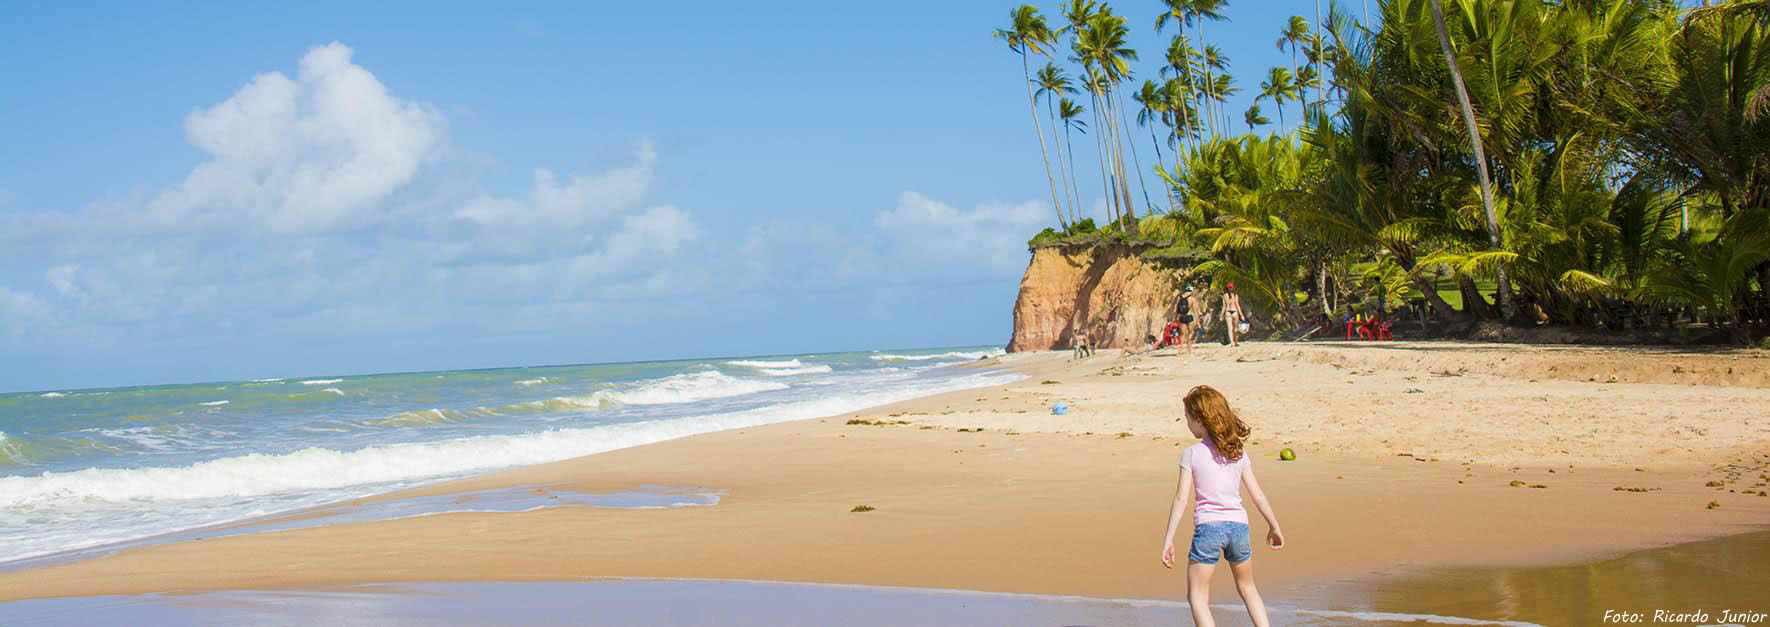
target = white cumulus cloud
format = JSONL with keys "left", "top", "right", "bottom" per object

{"left": 164, "top": 41, "right": 443, "bottom": 234}
{"left": 0, "top": 42, "right": 702, "bottom": 357}
{"left": 874, "top": 191, "right": 1048, "bottom": 276}
{"left": 0, "top": 41, "right": 1050, "bottom": 390}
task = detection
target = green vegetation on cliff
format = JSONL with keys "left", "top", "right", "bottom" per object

{"left": 999, "top": 0, "right": 1770, "bottom": 343}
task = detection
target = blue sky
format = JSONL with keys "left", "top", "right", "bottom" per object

{"left": 1, "top": 1, "right": 1340, "bottom": 392}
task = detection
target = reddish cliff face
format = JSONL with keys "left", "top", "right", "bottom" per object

{"left": 1007, "top": 244, "right": 1192, "bottom": 352}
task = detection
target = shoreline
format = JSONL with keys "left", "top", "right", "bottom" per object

{"left": 2, "top": 342, "right": 1767, "bottom": 623}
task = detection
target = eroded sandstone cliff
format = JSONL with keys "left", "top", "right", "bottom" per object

{"left": 1007, "top": 244, "right": 1193, "bottom": 351}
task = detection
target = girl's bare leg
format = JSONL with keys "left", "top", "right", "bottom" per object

{"left": 1186, "top": 561, "right": 1217, "bottom": 627}
{"left": 1228, "top": 559, "right": 1270, "bottom": 627}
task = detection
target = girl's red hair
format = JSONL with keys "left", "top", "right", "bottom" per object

{"left": 1183, "top": 385, "right": 1251, "bottom": 461}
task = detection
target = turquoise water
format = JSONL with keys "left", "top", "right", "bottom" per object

{"left": 0, "top": 347, "right": 1011, "bottom": 564}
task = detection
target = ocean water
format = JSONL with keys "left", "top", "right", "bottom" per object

{"left": 0, "top": 346, "right": 1011, "bottom": 565}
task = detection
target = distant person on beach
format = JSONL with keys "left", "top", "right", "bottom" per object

{"left": 1160, "top": 385, "right": 1284, "bottom": 627}
{"left": 1222, "top": 283, "right": 1246, "bottom": 347}
{"left": 1181, "top": 286, "right": 1208, "bottom": 354}
{"left": 1124, "top": 334, "right": 1158, "bottom": 358}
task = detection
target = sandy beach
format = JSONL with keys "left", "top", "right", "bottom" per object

{"left": 4, "top": 342, "right": 1768, "bottom": 624}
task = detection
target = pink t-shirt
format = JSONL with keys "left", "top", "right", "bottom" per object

{"left": 1180, "top": 440, "right": 1250, "bottom": 524}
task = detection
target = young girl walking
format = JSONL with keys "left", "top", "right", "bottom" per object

{"left": 1160, "top": 385, "right": 1285, "bottom": 627}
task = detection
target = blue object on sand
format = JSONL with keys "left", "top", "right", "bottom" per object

{"left": 1052, "top": 402, "right": 1069, "bottom": 415}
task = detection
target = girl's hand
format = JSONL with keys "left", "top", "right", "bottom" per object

{"left": 1161, "top": 542, "right": 1176, "bottom": 568}
{"left": 1267, "top": 528, "right": 1285, "bottom": 550}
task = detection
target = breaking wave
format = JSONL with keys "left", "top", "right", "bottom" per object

{"left": 369, "top": 371, "right": 788, "bottom": 427}
{"left": 757, "top": 365, "right": 834, "bottom": 377}
{"left": 0, "top": 372, "right": 1018, "bottom": 510}
{"left": 869, "top": 349, "right": 1004, "bottom": 362}
{"left": 725, "top": 359, "right": 803, "bottom": 368}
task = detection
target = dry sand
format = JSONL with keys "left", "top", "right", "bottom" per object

{"left": 3, "top": 342, "right": 1767, "bottom": 621}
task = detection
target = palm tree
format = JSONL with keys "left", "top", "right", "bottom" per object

{"left": 1161, "top": 76, "right": 1197, "bottom": 152}
{"left": 994, "top": 6, "right": 1067, "bottom": 229}
{"left": 1058, "top": 97, "right": 1089, "bottom": 222}
{"left": 1135, "top": 79, "right": 1178, "bottom": 212}
{"left": 1162, "top": 36, "right": 1201, "bottom": 154}
{"left": 1278, "top": 15, "right": 1311, "bottom": 118}
{"left": 1083, "top": 72, "right": 1120, "bottom": 222}
{"left": 1075, "top": 8, "right": 1140, "bottom": 223}
{"left": 1154, "top": 0, "right": 1188, "bottom": 35}
{"left": 1036, "top": 63, "right": 1080, "bottom": 223}
{"left": 1313, "top": 0, "right": 1327, "bottom": 108}
{"left": 1203, "top": 45, "right": 1233, "bottom": 133}
{"left": 1063, "top": 0, "right": 1119, "bottom": 223}
{"left": 1189, "top": 0, "right": 1231, "bottom": 138}
{"left": 1426, "top": 0, "right": 1511, "bottom": 317}
{"left": 1243, "top": 103, "right": 1270, "bottom": 131}
{"left": 1295, "top": 65, "right": 1322, "bottom": 116}
{"left": 1212, "top": 72, "right": 1240, "bottom": 132}
{"left": 1134, "top": 79, "right": 1169, "bottom": 172}
{"left": 1646, "top": 214, "right": 1770, "bottom": 343}
{"left": 1118, "top": 76, "right": 1158, "bottom": 214}
{"left": 1259, "top": 67, "right": 1297, "bottom": 127}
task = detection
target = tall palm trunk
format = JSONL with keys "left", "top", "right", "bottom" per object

{"left": 1428, "top": 0, "right": 1513, "bottom": 319}
{"left": 1146, "top": 120, "right": 1174, "bottom": 213}
{"left": 1194, "top": 21, "right": 1217, "bottom": 139}
{"left": 1103, "top": 86, "right": 1137, "bottom": 222}
{"left": 1063, "top": 122, "right": 1084, "bottom": 224}
{"left": 1045, "top": 97, "right": 1074, "bottom": 225}
{"left": 1314, "top": 0, "right": 1327, "bottom": 110}
{"left": 1090, "top": 89, "right": 1119, "bottom": 223}
{"left": 1289, "top": 44, "right": 1303, "bottom": 125}
{"left": 1318, "top": 261, "right": 1331, "bottom": 315}
{"left": 1021, "top": 52, "right": 1067, "bottom": 229}
{"left": 1115, "top": 87, "right": 1155, "bottom": 216}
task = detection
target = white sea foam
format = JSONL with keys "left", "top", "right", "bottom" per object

{"left": 300, "top": 379, "right": 343, "bottom": 385}
{"left": 371, "top": 395, "right": 620, "bottom": 427}
{"left": 199, "top": 400, "right": 230, "bottom": 407}
{"left": 367, "top": 371, "right": 784, "bottom": 427}
{"left": 89, "top": 426, "right": 234, "bottom": 454}
{"left": 0, "top": 353, "right": 1022, "bottom": 565}
{"left": 249, "top": 378, "right": 283, "bottom": 383}
{"left": 515, "top": 377, "right": 550, "bottom": 386}
{"left": 605, "top": 371, "right": 787, "bottom": 405}
{"left": 869, "top": 349, "right": 1004, "bottom": 362}
{"left": 725, "top": 359, "right": 803, "bottom": 368}
{"left": 757, "top": 365, "right": 834, "bottom": 377}
{"left": 38, "top": 392, "right": 66, "bottom": 398}
{"left": 0, "top": 372, "right": 1010, "bottom": 507}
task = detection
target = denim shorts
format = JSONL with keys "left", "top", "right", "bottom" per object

{"left": 1188, "top": 521, "right": 1252, "bottom": 564}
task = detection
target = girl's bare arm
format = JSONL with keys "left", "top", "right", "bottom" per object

{"left": 1242, "top": 464, "right": 1285, "bottom": 549}
{"left": 1160, "top": 467, "right": 1194, "bottom": 567}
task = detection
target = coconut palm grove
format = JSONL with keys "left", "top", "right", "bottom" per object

{"left": 997, "top": 0, "right": 1770, "bottom": 344}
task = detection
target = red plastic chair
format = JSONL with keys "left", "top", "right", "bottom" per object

{"left": 1344, "top": 317, "right": 1362, "bottom": 340}
{"left": 1376, "top": 320, "right": 1394, "bottom": 341}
